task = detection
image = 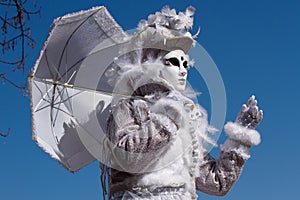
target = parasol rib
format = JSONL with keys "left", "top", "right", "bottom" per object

{"left": 33, "top": 77, "right": 149, "bottom": 101}
{"left": 56, "top": 9, "right": 101, "bottom": 81}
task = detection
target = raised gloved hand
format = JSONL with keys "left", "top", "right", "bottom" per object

{"left": 223, "top": 95, "right": 263, "bottom": 149}
{"left": 236, "top": 95, "right": 263, "bottom": 130}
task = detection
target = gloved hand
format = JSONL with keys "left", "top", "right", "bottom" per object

{"left": 236, "top": 95, "right": 263, "bottom": 129}
{"left": 223, "top": 95, "right": 263, "bottom": 148}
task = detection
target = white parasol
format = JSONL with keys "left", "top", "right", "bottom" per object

{"left": 29, "top": 6, "right": 130, "bottom": 172}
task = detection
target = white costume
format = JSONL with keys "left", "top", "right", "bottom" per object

{"left": 101, "top": 6, "right": 262, "bottom": 200}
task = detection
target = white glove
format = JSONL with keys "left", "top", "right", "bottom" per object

{"left": 236, "top": 95, "right": 263, "bottom": 129}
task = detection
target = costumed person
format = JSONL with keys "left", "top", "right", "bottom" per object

{"left": 101, "top": 6, "right": 263, "bottom": 200}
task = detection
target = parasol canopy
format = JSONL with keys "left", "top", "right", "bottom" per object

{"left": 29, "top": 6, "right": 129, "bottom": 172}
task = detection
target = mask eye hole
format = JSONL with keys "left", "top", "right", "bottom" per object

{"left": 165, "top": 57, "right": 180, "bottom": 67}
{"left": 183, "top": 61, "right": 188, "bottom": 69}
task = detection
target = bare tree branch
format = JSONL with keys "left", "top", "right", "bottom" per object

{"left": 0, "top": 0, "right": 40, "bottom": 88}
{"left": 0, "top": 128, "right": 11, "bottom": 137}
{"left": 0, "top": 73, "right": 26, "bottom": 89}
{"left": 0, "top": 0, "right": 40, "bottom": 137}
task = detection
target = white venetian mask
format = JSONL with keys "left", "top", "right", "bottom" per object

{"left": 161, "top": 49, "right": 189, "bottom": 92}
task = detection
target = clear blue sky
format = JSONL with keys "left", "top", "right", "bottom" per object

{"left": 1, "top": 0, "right": 299, "bottom": 199}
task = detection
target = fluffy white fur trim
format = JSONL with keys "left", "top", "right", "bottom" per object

{"left": 224, "top": 122, "right": 261, "bottom": 146}
{"left": 150, "top": 96, "right": 183, "bottom": 128}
